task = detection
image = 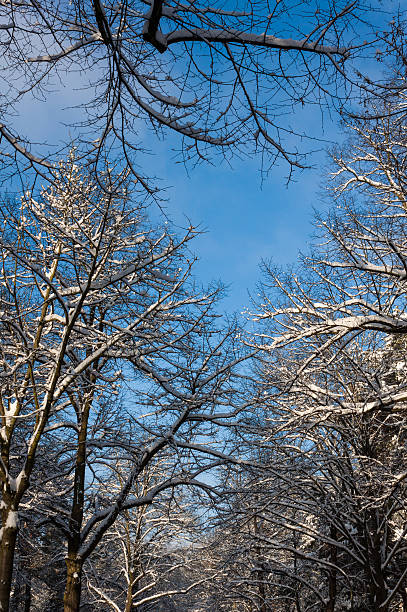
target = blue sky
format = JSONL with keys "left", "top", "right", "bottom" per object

{"left": 14, "top": 78, "right": 340, "bottom": 316}
{"left": 157, "top": 151, "right": 331, "bottom": 315}
{"left": 148, "top": 100, "right": 340, "bottom": 315}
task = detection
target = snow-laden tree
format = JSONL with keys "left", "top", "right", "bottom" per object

{"left": 253, "top": 97, "right": 407, "bottom": 414}
{"left": 246, "top": 335, "right": 407, "bottom": 610}
{"left": 0, "top": 155, "right": 250, "bottom": 611}
{"left": 82, "top": 457, "right": 211, "bottom": 611}
{"left": 201, "top": 335, "right": 407, "bottom": 610}
{"left": 10, "top": 435, "right": 69, "bottom": 611}
{"left": 0, "top": 0, "right": 403, "bottom": 183}
{"left": 239, "top": 97, "right": 407, "bottom": 610}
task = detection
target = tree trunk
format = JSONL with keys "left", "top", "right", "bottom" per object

{"left": 326, "top": 524, "right": 337, "bottom": 612}
{"left": 125, "top": 586, "right": 134, "bottom": 612}
{"left": 63, "top": 556, "right": 82, "bottom": 612}
{"left": 0, "top": 524, "right": 18, "bottom": 612}
{"left": 23, "top": 574, "right": 31, "bottom": 612}
{"left": 366, "top": 512, "right": 388, "bottom": 612}
{"left": 10, "top": 532, "right": 32, "bottom": 612}
{"left": 63, "top": 395, "right": 92, "bottom": 612}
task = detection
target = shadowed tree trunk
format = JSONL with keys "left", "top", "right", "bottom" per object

{"left": 64, "top": 556, "right": 82, "bottom": 612}
{"left": 326, "top": 524, "right": 337, "bottom": 612}
{"left": 0, "top": 508, "right": 18, "bottom": 612}
{"left": 63, "top": 396, "right": 91, "bottom": 612}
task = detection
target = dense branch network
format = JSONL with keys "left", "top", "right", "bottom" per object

{"left": 0, "top": 0, "right": 391, "bottom": 183}
{"left": 0, "top": 157, "right": 251, "bottom": 610}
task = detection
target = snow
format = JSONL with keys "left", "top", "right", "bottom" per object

{"left": 14, "top": 471, "right": 26, "bottom": 492}
{"left": 44, "top": 313, "right": 66, "bottom": 324}
{"left": 165, "top": 27, "right": 348, "bottom": 56}
{"left": 5, "top": 511, "right": 18, "bottom": 529}
{"left": 4, "top": 399, "right": 18, "bottom": 427}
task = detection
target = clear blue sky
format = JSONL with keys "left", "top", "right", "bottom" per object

{"left": 157, "top": 151, "right": 331, "bottom": 315}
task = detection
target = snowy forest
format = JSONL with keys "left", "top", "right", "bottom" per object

{"left": 1, "top": 0, "right": 407, "bottom": 611}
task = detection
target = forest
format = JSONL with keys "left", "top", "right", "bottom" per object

{"left": 1, "top": 0, "right": 407, "bottom": 610}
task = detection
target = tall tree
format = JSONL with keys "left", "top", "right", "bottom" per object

{"left": 83, "top": 459, "right": 208, "bottom": 611}
{"left": 0, "top": 155, "right": 250, "bottom": 611}
{"left": 237, "top": 336, "right": 407, "bottom": 610}
{"left": 245, "top": 93, "right": 407, "bottom": 610}
{"left": 253, "top": 95, "right": 407, "bottom": 399}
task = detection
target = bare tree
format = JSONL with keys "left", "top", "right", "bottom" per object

{"left": 82, "top": 458, "right": 210, "bottom": 611}
{"left": 201, "top": 332, "right": 407, "bottom": 609}
{"left": 0, "top": 0, "right": 399, "bottom": 184}
{"left": 241, "top": 336, "right": 407, "bottom": 610}
{"left": 0, "top": 154, "right": 250, "bottom": 611}
{"left": 241, "top": 95, "right": 407, "bottom": 610}
{"left": 252, "top": 96, "right": 407, "bottom": 401}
